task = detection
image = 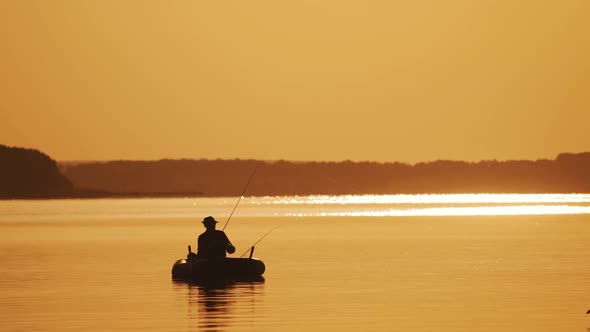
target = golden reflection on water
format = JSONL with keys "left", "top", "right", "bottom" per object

{"left": 2, "top": 194, "right": 590, "bottom": 221}
{"left": 267, "top": 194, "right": 590, "bottom": 205}
{"left": 173, "top": 280, "right": 266, "bottom": 331}
{"left": 276, "top": 194, "right": 590, "bottom": 217}
{"left": 2, "top": 197, "right": 590, "bottom": 331}
{"left": 300, "top": 205, "right": 590, "bottom": 217}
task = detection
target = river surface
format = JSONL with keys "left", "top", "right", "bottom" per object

{"left": 1, "top": 194, "right": 590, "bottom": 331}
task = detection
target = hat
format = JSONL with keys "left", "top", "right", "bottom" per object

{"left": 202, "top": 216, "right": 218, "bottom": 224}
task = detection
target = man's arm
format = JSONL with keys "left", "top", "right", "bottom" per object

{"left": 223, "top": 232, "right": 236, "bottom": 254}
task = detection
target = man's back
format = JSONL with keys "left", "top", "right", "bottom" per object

{"left": 197, "top": 230, "right": 231, "bottom": 258}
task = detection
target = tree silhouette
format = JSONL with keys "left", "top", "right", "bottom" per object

{"left": 0, "top": 145, "right": 73, "bottom": 198}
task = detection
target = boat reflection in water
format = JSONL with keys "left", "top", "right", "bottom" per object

{"left": 173, "top": 278, "right": 266, "bottom": 331}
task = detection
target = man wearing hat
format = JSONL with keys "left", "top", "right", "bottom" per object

{"left": 197, "top": 216, "right": 236, "bottom": 258}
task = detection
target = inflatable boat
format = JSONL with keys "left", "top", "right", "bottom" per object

{"left": 171, "top": 246, "right": 265, "bottom": 281}
{"left": 172, "top": 257, "right": 265, "bottom": 281}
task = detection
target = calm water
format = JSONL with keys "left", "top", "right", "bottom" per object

{"left": 1, "top": 195, "right": 590, "bottom": 331}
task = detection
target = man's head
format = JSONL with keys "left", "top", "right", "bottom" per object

{"left": 202, "top": 216, "right": 218, "bottom": 230}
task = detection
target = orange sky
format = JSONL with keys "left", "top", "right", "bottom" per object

{"left": 1, "top": 1, "right": 588, "bottom": 163}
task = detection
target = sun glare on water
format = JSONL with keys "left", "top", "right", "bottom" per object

{"left": 312, "top": 205, "right": 590, "bottom": 217}
{"left": 271, "top": 194, "right": 590, "bottom": 217}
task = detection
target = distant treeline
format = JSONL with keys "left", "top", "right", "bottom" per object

{"left": 0, "top": 145, "right": 73, "bottom": 198}
{"left": 2, "top": 143, "right": 589, "bottom": 199}
{"left": 60, "top": 152, "right": 590, "bottom": 196}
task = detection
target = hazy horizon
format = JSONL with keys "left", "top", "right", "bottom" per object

{"left": 54, "top": 150, "right": 589, "bottom": 165}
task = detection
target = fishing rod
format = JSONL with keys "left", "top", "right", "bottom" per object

{"left": 222, "top": 168, "right": 257, "bottom": 231}
{"left": 239, "top": 226, "right": 277, "bottom": 258}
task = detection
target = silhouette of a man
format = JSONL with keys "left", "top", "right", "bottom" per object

{"left": 197, "top": 216, "right": 235, "bottom": 258}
